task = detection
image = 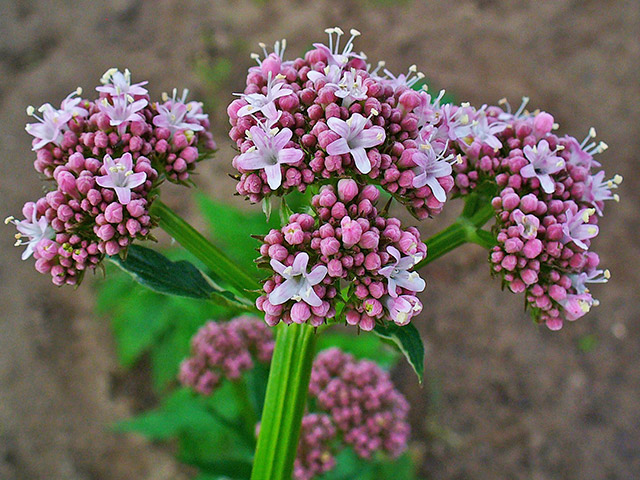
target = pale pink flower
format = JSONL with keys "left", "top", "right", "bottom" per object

{"left": 326, "top": 113, "right": 385, "bottom": 174}
{"left": 269, "top": 252, "right": 328, "bottom": 307}
{"left": 95, "top": 153, "right": 147, "bottom": 205}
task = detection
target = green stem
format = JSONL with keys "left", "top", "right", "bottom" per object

{"left": 415, "top": 199, "right": 496, "bottom": 269}
{"left": 251, "top": 323, "right": 317, "bottom": 480}
{"left": 150, "top": 199, "right": 259, "bottom": 300}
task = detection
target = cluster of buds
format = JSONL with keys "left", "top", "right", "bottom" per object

{"left": 256, "top": 180, "right": 427, "bottom": 331}
{"left": 444, "top": 98, "right": 620, "bottom": 329}
{"left": 178, "top": 319, "right": 409, "bottom": 480}
{"left": 228, "top": 28, "right": 456, "bottom": 219}
{"left": 7, "top": 69, "right": 216, "bottom": 284}
{"left": 178, "top": 316, "right": 275, "bottom": 395}
{"left": 296, "top": 348, "right": 410, "bottom": 479}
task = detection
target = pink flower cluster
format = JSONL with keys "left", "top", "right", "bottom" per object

{"left": 294, "top": 413, "right": 337, "bottom": 480}
{"left": 256, "top": 180, "right": 427, "bottom": 331}
{"left": 178, "top": 316, "right": 275, "bottom": 395}
{"left": 296, "top": 347, "right": 410, "bottom": 480}
{"left": 228, "top": 28, "right": 455, "bottom": 219}
{"left": 8, "top": 69, "right": 216, "bottom": 284}
{"left": 445, "top": 99, "right": 620, "bottom": 329}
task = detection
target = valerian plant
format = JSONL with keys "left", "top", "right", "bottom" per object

{"left": 6, "top": 26, "right": 621, "bottom": 480}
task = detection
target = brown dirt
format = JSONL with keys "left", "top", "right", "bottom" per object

{"left": 1, "top": 1, "right": 638, "bottom": 479}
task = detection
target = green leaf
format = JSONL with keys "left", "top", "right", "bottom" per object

{"left": 109, "top": 244, "right": 252, "bottom": 312}
{"left": 373, "top": 323, "right": 425, "bottom": 383}
{"left": 109, "top": 244, "right": 215, "bottom": 299}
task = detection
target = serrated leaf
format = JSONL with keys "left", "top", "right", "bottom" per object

{"left": 373, "top": 323, "right": 425, "bottom": 383}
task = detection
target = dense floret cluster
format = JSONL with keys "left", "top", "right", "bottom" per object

{"left": 228, "top": 28, "right": 455, "bottom": 220}
{"left": 444, "top": 98, "right": 620, "bottom": 329}
{"left": 7, "top": 69, "right": 216, "bottom": 285}
{"left": 256, "top": 180, "right": 427, "bottom": 330}
{"left": 179, "top": 316, "right": 275, "bottom": 395}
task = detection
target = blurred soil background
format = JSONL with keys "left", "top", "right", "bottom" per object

{"left": 1, "top": 0, "right": 639, "bottom": 479}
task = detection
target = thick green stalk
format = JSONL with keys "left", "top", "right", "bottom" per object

{"left": 150, "top": 199, "right": 259, "bottom": 299}
{"left": 415, "top": 200, "right": 496, "bottom": 269}
{"left": 251, "top": 323, "right": 317, "bottom": 480}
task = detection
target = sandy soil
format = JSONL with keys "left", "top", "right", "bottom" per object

{"left": 1, "top": 1, "right": 638, "bottom": 479}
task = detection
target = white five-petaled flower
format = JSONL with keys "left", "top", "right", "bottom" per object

{"left": 326, "top": 112, "right": 385, "bottom": 174}
{"left": 269, "top": 252, "right": 328, "bottom": 307}
{"left": 235, "top": 125, "right": 303, "bottom": 190}
{"left": 98, "top": 95, "right": 148, "bottom": 134}
{"left": 469, "top": 110, "right": 507, "bottom": 150}
{"left": 378, "top": 246, "right": 426, "bottom": 298}
{"left": 582, "top": 171, "right": 622, "bottom": 215}
{"left": 60, "top": 88, "right": 89, "bottom": 118}
{"left": 327, "top": 68, "right": 368, "bottom": 108}
{"left": 25, "top": 103, "right": 72, "bottom": 150}
{"left": 6, "top": 211, "right": 55, "bottom": 260}
{"left": 306, "top": 64, "right": 343, "bottom": 85}
{"left": 96, "top": 68, "right": 149, "bottom": 97}
{"left": 236, "top": 73, "right": 294, "bottom": 120}
{"left": 521, "top": 139, "right": 565, "bottom": 194}
{"left": 153, "top": 101, "right": 204, "bottom": 134}
{"left": 561, "top": 207, "right": 599, "bottom": 250}
{"left": 95, "top": 153, "right": 147, "bottom": 205}
{"left": 411, "top": 139, "right": 455, "bottom": 202}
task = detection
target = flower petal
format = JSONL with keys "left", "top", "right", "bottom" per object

{"left": 426, "top": 177, "right": 446, "bottom": 203}
{"left": 96, "top": 175, "right": 116, "bottom": 189}
{"left": 326, "top": 138, "right": 350, "bottom": 156}
{"left": 125, "top": 172, "right": 147, "bottom": 189}
{"left": 269, "top": 278, "right": 298, "bottom": 305}
{"left": 278, "top": 147, "right": 303, "bottom": 165}
{"left": 358, "top": 126, "right": 385, "bottom": 149}
{"left": 270, "top": 258, "right": 288, "bottom": 277}
{"left": 264, "top": 164, "right": 283, "bottom": 190}
{"left": 306, "top": 265, "right": 328, "bottom": 286}
{"left": 114, "top": 186, "right": 132, "bottom": 205}
{"left": 351, "top": 147, "right": 371, "bottom": 174}
{"left": 301, "top": 284, "right": 323, "bottom": 307}
{"left": 273, "top": 128, "right": 293, "bottom": 151}
{"left": 120, "top": 153, "right": 133, "bottom": 171}
{"left": 236, "top": 151, "right": 269, "bottom": 171}
{"left": 292, "top": 252, "right": 309, "bottom": 275}
{"left": 327, "top": 117, "right": 350, "bottom": 138}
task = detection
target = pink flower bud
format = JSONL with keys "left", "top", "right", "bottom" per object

{"left": 320, "top": 237, "right": 340, "bottom": 256}
{"left": 341, "top": 216, "right": 363, "bottom": 247}
{"left": 104, "top": 202, "right": 123, "bottom": 224}
{"left": 364, "top": 252, "right": 381, "bottom": 271}
{"left": 359, "top": 230, "right": 380, "bottom": 250}
{"left": 533, "top": 112, "right": 554, "bottom": 137}
{"left": 327, "top": 258, "right": 343, "bottom": 277}
{"left": 291, "top": 301, "right": 312, "bottom": 323}
{"left": 337, "top": 179, "right": 359, "bottom": 202}
{"left": 523, "top": 239, "right": 543, "bottom": 258}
